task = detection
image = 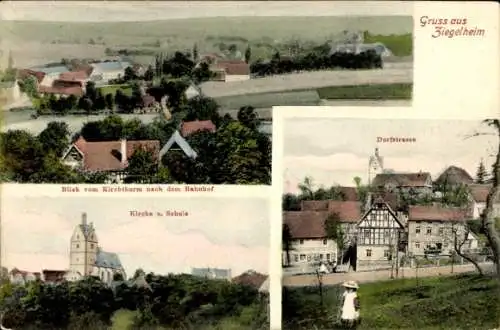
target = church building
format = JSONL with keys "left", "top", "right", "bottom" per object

{"left": 68, "top": 213, "right": 126, "bottom": 285}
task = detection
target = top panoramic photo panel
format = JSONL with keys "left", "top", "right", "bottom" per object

{"left": 0, "top": 2, "right": 412, "bottom": 185}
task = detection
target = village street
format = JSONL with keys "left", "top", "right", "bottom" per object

{"left": 283, "top": 262, "right": 495, "bottom": 287}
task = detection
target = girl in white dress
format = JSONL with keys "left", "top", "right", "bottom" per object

{"left": 340, "top": 281, "right": 360, "bottom": 328}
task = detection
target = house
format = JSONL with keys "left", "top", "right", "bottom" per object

{"left": 9, "top": 268, "right": 40, "bottom": 285}
{"left": 38, "top": 86, "right": 84, "bottom": 98}
{"left": 211, "top": 60, "right": 251, "bottom": 82}
{"left": 64, "top": 269, "right": 83, "bottom": 282}
{"left": 185, "top": 84, "right": 201, "bottom": 99}
{"left": 331, "top": 42, "right": 393, "bottom": 57}
{"left": 61, "top": 136, "right": 161, "bottom": 183}
{"left": 371, "top": 172, "right": 434, "bottom": 197}
{"left": 192, "top": 267, "right": 231, "bottom": 280}
{"left": 69, "top": 212, "right": 126, "bottom": 285}
{"left": 435, "top": 165, "right": 474, "bottom": 188}
{"left": 468, "top": 184, "right": 500, "bottom": 219}
{"left": 180, "top": 120, "right": 216, "bottom": 137}
{"left": 282, "top": 211, "right": 337, "bottom": 267}
{"left": 232, "top": 270, "right": 268, "bottom": 290}
{"left": 42, "top": 269, "right": 68, "bottom": 284}
{"left": 356, "top": 198, "right": 406, "bottom": 268}
{"left": 17, "top": 69, "right": 46, "bottom": 86}
{"left": 159, "top": 121, "right": 215, "bottom": 160}
{"left": 57, "top": 70, "right": 89, "bottom": 88}
{"left": 407, "top": 205, "right": 479, "bottom": 256}
{"left": 89, "top": 61, "right": 132, "bottom": 85}
{"left": 30, "top": 65, "right": 71, "bottom": 87}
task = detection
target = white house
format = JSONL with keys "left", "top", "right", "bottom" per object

{"left": 469, "top": 184, "right": 500, "bottom": 219}
{"left": 9, "top": 268, "right": 40, "bottom": 285}
{"left": 283, "top": 211, "right": 338, "bottom": 268}
{"left": 356, "top": 199, "right": 405, "bottom": 268}
{"left": 69, "top": 212, "right": 126, "bottom": 285}
{"left": 89, "top": 61, "right": 132, "bottom": 85}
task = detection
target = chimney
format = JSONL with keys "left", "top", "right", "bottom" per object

{"left": 81, "top": 212, "right": 87, "bottom": 225}
{"left": 120, "top": 139, "right": 127, "bottom": 165}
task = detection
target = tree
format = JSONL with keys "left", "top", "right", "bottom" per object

{"left": 444, "top": 222, "right": 485, "bottom": 275}
{"left": 192, "top": 43, "right": 199, "bottom": 62}
{"left": 324, "top": 213, "right": 346, "bottom": 263}
{"left": 191, "top": 62, "right": 213, "bottom": 85}
{"left": 84, "top": 81, "right": 97, "bottom": 102}
{"left": 476, "top": 159, "right": 488, "bottom": 184}
{"left": 298, "top": 176, "right": 315, "bottom": 200}
{"left": 78, "top": 97, "right": 93, "bottom": 114}
{"left": 237, "top": 106, "right": 259, "bottom": 130}
{"left": 245, "top": 45, "right": 252, "bottom": 64}
{"left": 124, "top": 66, "right": 137, "bottom": 82}
{"left": 184, "top": 95, "right": 221, "bottom": 123}
{"left": 37, "top": 121, "right": 70, "bottom": 157}
{"left": 144, "top": 65, "right": 154, "bottom": 81}
{"left": 104, "top": 93, "right": 114, "bottom": 111}
{"left": 125, "top": 147, "right": 158, "bottom": 183}
{"left": 282, "top": 224, "right": 293, "bottom": 267}
{"left": 18, "top": 75, "right": 38, "bottom": 98}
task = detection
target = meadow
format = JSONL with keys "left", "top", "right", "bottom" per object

{"left": 3, "top": 16, "right": 413, "bottom": 67}
{"left": 282, "top": 274, "right": 499, "bottom": 330}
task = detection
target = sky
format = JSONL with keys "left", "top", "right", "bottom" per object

{"left": 1, "top": 196, "right": 269, "bottom": 278}
{"left": 0, "top": 1, "right": 412, "bottom": 22}
{"left": 283, "top": 118, "right": 498, "bottom": 194}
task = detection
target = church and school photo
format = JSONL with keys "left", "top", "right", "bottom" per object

{"left": 0, "top": 193, "right": 270, "bottom": 330}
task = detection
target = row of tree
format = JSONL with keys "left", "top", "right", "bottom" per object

{"left": 250, "top": 50, "right": 383, "bottom": 77}
{"left": 0, "top": 272, "right": 267, "bottom": 330}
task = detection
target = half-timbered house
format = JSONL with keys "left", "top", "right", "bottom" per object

{"left": 356, "top": 198, "right": 405, "bottom": 268}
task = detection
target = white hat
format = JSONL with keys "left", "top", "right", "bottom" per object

{"left": 342, "top": 280, "right": 359, "bottom": 289}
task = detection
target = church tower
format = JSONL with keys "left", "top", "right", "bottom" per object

{"left": 368, "top": 147, "right": 384, "bottom": 185}
{"left": 69, "top": 213, "right": 98, "bottom": 277}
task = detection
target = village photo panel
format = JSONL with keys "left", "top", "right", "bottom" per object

{"left": 281, "top": 117, "right": 499, "bottom": 329}
{"left": 1, "top": 1, "right": 414, "bottom": 185}
{"left": 0, "top": 194, "right": 270, "bottom": 329}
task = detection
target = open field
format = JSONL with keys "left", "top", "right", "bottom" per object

{"left": 283, "top": 273, "right": 499, "bottom": 329}
{"left": 317, "top": 83, "right": 412, "bottom": 100}
{"left": 201, "top": 63, "right": 413, "bottom": 98}
{"left": 2, "top": 16, "right": 412, "bottom": 67}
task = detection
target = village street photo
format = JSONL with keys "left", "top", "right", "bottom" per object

{"left": 281, "top": 117, "right": 500, "bottom": 329}
{"left": 1, "top": 2, "right": 412, "bottom": 184}
{"left": 0, "top": 195, "right": 270, "bottom": 330}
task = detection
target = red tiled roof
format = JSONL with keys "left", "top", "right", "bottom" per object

{"left": 469, "top": 184, "right": 492, "bottom": 203}
{"left": 408, "top": 205, "right": 467, "bottom": 222}
{"left": 17, "top": 69, "right": 46, "bottom": 83}
{"left": 214, "top": 60, "right": 250, "bottom": 75}
{"left": 39, "top": 85, "right": 84, "bottom": 97}
{"left": 68, "top": 138, "right": 161, "bottom": 171}
{"left": 327, "top": 201, "right": 362, "bottom": 223}
{"left": 339, "top": 187, "right": 358, "bottom": 201}
{"left": 58, "top": 70, "right": 89, "bottom": 81}
{"left": 372, "top": 172, "right": 432, "bottom": 188}
{"left": 283, "top": 211, "right": 329, "bottom": 239}
{"left": 232, "top": 271, "right": 268, "bottom": 289}
{"left": 301, "top": 200, "right": 329, "bottom": 211}
{"left": 180, "top": 120, "right": 216, "bottom": 137}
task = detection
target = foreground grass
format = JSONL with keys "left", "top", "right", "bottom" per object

{"left": 283, "top": 274, "right": 499, "bottom": 330}
{"left": 317, "top": 83, "right": 413, "bottom": 100}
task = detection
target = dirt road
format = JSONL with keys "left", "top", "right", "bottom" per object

{"left": 283, "top": 263, "right": 493, "bottom": 287}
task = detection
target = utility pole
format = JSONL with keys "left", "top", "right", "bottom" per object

{"left": 395, "top": 230, "right": 400, "bottom": 278}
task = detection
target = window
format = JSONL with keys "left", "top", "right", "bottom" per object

{"left": 320, "top": 254, "right": 324, "bottom": 260}
{"left": 299, "top": 239, "right": 304, "bottom": 245}
{"left": 438, "top": 227, "right": 444, "bottom": 235}
{"left": 76, "top": 258, "right": 79, "bottom": 262}
{"left": 426, "top": 227, "right": 432, "bottom": 235}
{"left": 76, "top": 244, "right": 80, "bottom": 248}
{"left": 323, "top": 239, "right": 327, "bottom": 245}
{"left": 300, "top": 254, "right": 306, "bottom": 261}
{"left": 90, "top": 243, "right": 95, "bottom": 249}
{"left": 384, "top": 250, "right": 390, "bottom": 258}
{"left": 326, "top": 253, "right": 331, "bottom": 261}
{"left": 294, "top": 254, "right": 299, "bottom": 262}
{"left": 307, "top": 255, "right": 311, "bottom": 262}
{"left": 76, "top": 235, "right": 79, "bottom": 239}
{"left": 366, "top": 249, "right": 372, "bottom": 257}
{"left": 415, "top": 242, "right": 420, "bottom": 248}
{"left": 415, "top": 226, "right": 421, "bottom": 234}
{"left": 443, "top": 242, "right": 449, "bottom": 248}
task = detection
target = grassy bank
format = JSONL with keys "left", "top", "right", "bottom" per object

{"left": 364, "top": 32, "right": 413, "bottom": 57}
{"left": 97, "top": 84, "right": 133, "bottom": 96}
{"left": 317, "top": 83, "right": 413, "bottom": 100}
{"left": 283, "top": 274, "right": 499, "bottom": 330}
